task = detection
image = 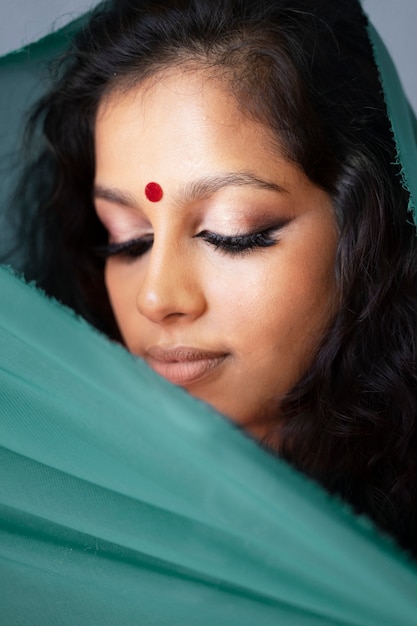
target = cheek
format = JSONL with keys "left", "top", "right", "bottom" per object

{"left": 104, "top": 263, "right": 137, "bottom": 343}
{"left": 206, "top": 250, "right": 336, "bottom": 343}
{"left": 197, "top": 261, "right": 269, "bottom": 348}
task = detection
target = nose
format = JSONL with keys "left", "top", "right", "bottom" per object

{"left": 136, "top": 242, "right": 206, "bottom": 324}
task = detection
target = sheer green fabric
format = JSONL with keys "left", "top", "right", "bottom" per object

{"left": 366, "top": 22, "right": 417, "bottom": 222}
{"left": 3, "top": 267, "right": 417, "bottom": 625}
{"left": 1, "top": 3, "right": 417, "bottom": 624}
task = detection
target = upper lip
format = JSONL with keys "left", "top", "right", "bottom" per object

{"left": 145, "top": 345, "right": 228, "bottom": 362}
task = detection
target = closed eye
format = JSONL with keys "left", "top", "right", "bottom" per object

{"left": 95, "top": 222, "right": 289, "bottom": 260}
{"left": 95, "top": 235, "right": 153, "bottom": 260}
{"left": 194, "top": 223, "right": 289, "bottom": 255}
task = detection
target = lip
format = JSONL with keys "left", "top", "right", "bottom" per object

{"left": 145, "top": 346, "right": 228, "bottom": 386}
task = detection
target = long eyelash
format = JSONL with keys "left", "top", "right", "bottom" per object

{"left": 94, "top": 224, "right": 285, "bottom": 259}
{"left": 195, "top": 226, "right": 284, "bottom": 255}
{"left": 95, "top": 236, "right": 153, "bottom": 259}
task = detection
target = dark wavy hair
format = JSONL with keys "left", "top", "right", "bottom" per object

{"left": 11, "top": 0, "right": 417, "bottom": 557}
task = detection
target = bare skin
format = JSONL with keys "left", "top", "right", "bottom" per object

{"left": 94, "top": 70, "right": 338, "bottom": 436}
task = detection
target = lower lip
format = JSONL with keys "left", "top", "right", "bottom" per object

{"left": 147, "top": 355, "right": 227, "bottom": 386}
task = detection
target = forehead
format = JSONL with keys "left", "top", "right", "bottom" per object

{"left": 97, "top": 68, "right": 238, "bottom": 130}
{"left": 94, "top": 68, "right": 295, "bottom": 189}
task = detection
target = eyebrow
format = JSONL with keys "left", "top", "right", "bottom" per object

{"left": 94, "top": 185, "right": 138, "bottom": 208}
{"left": 94, "top": 171, "right": 286, "bottom": 209}
{"left": 175, "top": 172, "right": 287, "bottom": 203}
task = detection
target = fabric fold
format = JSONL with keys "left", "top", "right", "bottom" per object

{"left": 1, "top": 266, "right": 417, "bottom": 624}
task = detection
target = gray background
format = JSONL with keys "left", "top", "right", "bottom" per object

{"left": 0, "top": 0, "right": 416, "bottom": 112}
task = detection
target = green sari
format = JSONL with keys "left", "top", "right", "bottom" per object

{"left": 1, "top": 3, "right": 417, "bottom": 624}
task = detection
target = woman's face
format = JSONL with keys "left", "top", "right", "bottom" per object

{"left": 94, "top": 70, "right": 338, "bottom": 436}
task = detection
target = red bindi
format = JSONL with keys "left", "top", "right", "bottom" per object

{"left": 145, "top": 182, "right": 163, "bottom": 202}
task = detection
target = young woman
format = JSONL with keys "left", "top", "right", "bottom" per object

{"left": 0, "top": 0, "right": 417, "bottom": 626}
{"left": 1, "top": 2, "right": 417, "bottom": 620}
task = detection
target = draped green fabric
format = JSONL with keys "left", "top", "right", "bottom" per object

{"left": 367, "top": 22, "right": 417, "bottom": 222}
{"left": 1, "top": 3, "right": 417, "bottom": 624}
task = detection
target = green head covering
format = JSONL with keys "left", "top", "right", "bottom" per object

{"left": 366, "top": 20, "right": 417, "bottom": 222}
{"left": 0, "top": 2, "right": 417, "bottom": 624}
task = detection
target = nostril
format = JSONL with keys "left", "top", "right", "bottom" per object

{"left": 135, "top": 278, "right": 206, "bottom": 324}
{"left": 134, "top": 248, "right": 207, "bottom": 323}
